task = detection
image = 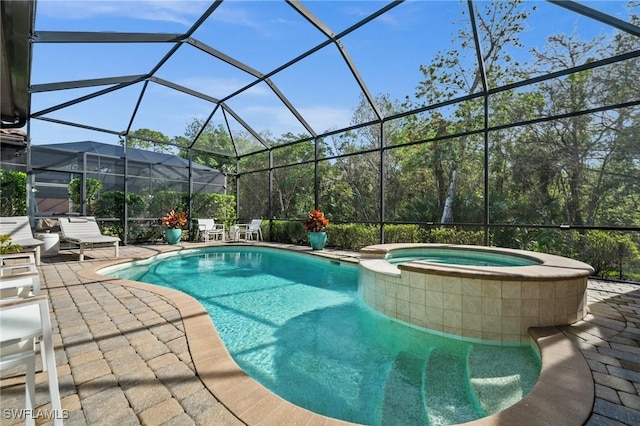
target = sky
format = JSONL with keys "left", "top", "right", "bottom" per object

{"left": 28, "top": 0, "right": 636, "bottom": 150}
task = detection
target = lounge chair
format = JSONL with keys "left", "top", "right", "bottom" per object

{"left": 0, "top": 216, "right": 44, "bottom": 266}
{"left": 197, "top": 218, "right": 226, "bottom": 242}
{"left": 58, "top": 216, "right": 120, "bottom": 261}
{"left": 239, "top": 219, "right": 263, "bottom": 241}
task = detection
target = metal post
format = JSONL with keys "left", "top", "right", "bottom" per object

{"left": 123, "top": 137, "right": 129, "bottom": 245}
{"left": 379, "top": 121, "right": 385, "bottom": 244}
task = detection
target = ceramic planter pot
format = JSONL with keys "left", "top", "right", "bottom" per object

{"left": 309, "top": 231, "right": 327, "bottom": 250}
{"left": 165, "top": 228, "right": 182, "bottom": 245}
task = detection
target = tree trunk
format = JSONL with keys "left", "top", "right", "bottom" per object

{"left": 440, "top": 169, "right": 457, "bottom": 224}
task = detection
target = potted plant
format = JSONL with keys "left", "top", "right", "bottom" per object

{"left": 302, "top": 209, "right": 329, "bottom": 250}
{"left": 161, "top": 210, "right": 187, "bottom": 245}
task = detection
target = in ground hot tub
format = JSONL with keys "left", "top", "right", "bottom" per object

{"left": 359, "top": 243, "right": 594, "bottom": 343}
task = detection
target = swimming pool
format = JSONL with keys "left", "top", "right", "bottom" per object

{"left": 104, "top": 246, "right": 540, "bottom": 425}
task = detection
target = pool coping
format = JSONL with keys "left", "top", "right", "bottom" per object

{"left": 361, "top": 243, "right": 595, "bottom": 281}
{"left": 75, "top": 242, "right": 594, "bottom": 425}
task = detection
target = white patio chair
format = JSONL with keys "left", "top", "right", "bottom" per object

{"left": 197, "top": 219, "right": 225, "bottom": 242}
{"left": 0, "top": 295, "right": 63, "bottom": 425}
{"left": 239, "top": 219, "right": 263, "bottom": 241}
{"left": 58, "top": 216, "right": 120, "bottom": 261}
{"left": 1, "top": 252, "right": 41, "bottom": 299}
{"left": 0, "top": 216, "right": 44, "bottom": 266}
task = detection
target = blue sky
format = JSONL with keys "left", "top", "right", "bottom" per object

{"left": 29, "top": 0, "right": 635, "bottom": 150}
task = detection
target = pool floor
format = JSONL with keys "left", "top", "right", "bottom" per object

{"left": 108, "top": 247, "right": 540, "bottom": 425}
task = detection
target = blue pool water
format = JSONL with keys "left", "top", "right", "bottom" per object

{"left": 386, "top": 248, "right": 541, "bottom": 267}
{"left": 106, "top": 247, "right": 540, "bottom": 425}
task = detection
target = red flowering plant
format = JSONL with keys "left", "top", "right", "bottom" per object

{"left": 302, "top": 210, "right": 329, "bottom": 233}
{"left": 161, "top": 210, "right": 187, "bottom": 229}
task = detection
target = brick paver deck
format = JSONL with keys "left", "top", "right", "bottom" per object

{"left": 1, "top": 242, "right": 639, "bottom": 425}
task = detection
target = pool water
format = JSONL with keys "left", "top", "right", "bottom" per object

{"left": 107, "top": 247, "right": 540, "bottom": 425}
{"left": 386, "top": 248, "right": 541, "bottom": 267}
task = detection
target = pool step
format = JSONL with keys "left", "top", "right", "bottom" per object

{"left": 468, "top": 346, "right": 536, "bottom": 415}
{"left": 423, "top": 347, "right": 480, "bottom": 425}
{"left": 380, "top": 351, "right": 429, "bottom": 425}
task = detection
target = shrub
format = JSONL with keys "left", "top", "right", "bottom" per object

{"left": 69, "top": 177, "right": 103, "bottom": 215}
{"left": 147, "top": 191, "right": 188, "bottom": 217}
{"left": 191, "top": 192, "right": 236, "bottom": 229}
{"left": 384, "top": 224, "right": 423, "bottom": 243}
{"left": 581, "top": 230, "right": 639, "bottom": 278}
{"left": 322, "top": 224, "right": 379, "bottom": 251}
{"left": 424, "top": 227, "right": 484, "bottom": 245}
{"left": 0, "top": 170, "right": 26, "bottom": 216}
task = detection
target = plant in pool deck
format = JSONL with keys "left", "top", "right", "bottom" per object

{"left": 302, "top": 210, "right": 329, "bottom": 233}
{"left": 0, "top": 234, "right": 22, "bottom": 254}
{"left": 161, "top": 210, "right": 187, "bottom": 229}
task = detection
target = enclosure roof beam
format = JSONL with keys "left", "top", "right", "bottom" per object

{"left": 286, "top": 0, "right": 384, "bottom": 121}
{"left": 188, "top": 103, "right": 221, "bottom": 150}
{"left": 149, "top": 76, "right": 220, "bottom": 104}
{"left": 185, "top": 38, "right": 262, "bottom": 78}
{"left": 221, "top": 103, "right": 271, "bottom": 150}
{"left": 30, "top": 78, "right": 143, "bottom": 117}
{"left": 185, "top": 37, "right": 317, "bottom": 138}
{"left": 32, "top": 31, "right": 184, "bottom": 43}
{"left": 548, "top": 0, "right": 640, "bottom": 38}
{"left": 33, "top": 115, "right": 123, "bottom": 136}
{"left": 263, "top": 79, "right": 317, "bottom": 138}
{"left": 30, "top": 75, "right": 146, "bottom": 93}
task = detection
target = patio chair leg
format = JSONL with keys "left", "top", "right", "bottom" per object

{"left": 79, "top": 245, "right": 85, "bottom": 262}
{"left": 25, "top": 354, "right": 36, "bottom": 426}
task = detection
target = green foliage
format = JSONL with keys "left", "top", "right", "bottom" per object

{"left": 324, "top": 224, "right": 380, "bottom": 251}
{"left": 581, "top": 231, "right": 640, "bottom": 278}
{"left": 94, "top": 191, "right": 146, "bottom": 240}
{"left": 269, "top": 221, "right": 379, "bottom": 250}
{"left": 180, "top": 120, "right": 237, "bottom": 171}
{"left": 423, "top": 228, "right": 485, "bottom": 245}
{"left": 268, "top": 220, "right": 308, "bottom": 245}
{"left": 0, "top": 234, "right": 21, "bottom": 254}
{"left": 96, "top": 191, "right": 146, "bottom": 217}
{"left": 147, "top": 191, "right": 189, "bottom": 218}
{"left": 383, "top": 225, "right": 424, "bottom": 243}
{"left": 0, "top": 170, "right": 26, "bottom": 216}
{"left": 69, "top": 178, "right": 103, "bottom": 215}
{"left": 191, "top": 193, "right": 236, "bottom": 228}
{"left": 127, "top": 223, "right": 164, "bottom": 244}
{"left": 122, "top": 128, "right": 173, "bottom": 153}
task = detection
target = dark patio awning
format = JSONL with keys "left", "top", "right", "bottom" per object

{"left": 1, "top": 0, "right": 34, "bottom": 128}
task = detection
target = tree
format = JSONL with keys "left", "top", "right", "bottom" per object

{"left": 68, "top": 177, "right": 103, "bottom": 215}
{"left": 180, "top": 118, "right": 237, "bottom": 172}
{"left": 415, "top": 0, "right": 534, "bottom": 223}
{"left": 121, "top": 128, "right": 173, "bottom": 153}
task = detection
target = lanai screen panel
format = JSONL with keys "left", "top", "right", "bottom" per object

{"left": 190, "top": 0, "right": 327, "bottom": 73}
{"left": 238, "top": 170, "right": 270, "bottom": 220}
{"left": 269, "top": 43, "right": 375, "bottom": 134}
{"left": 30, "top": 84, "right": 144, "bottom": 144}
{"left": 340, "top": 1, "right": 474, "bottom": 115}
